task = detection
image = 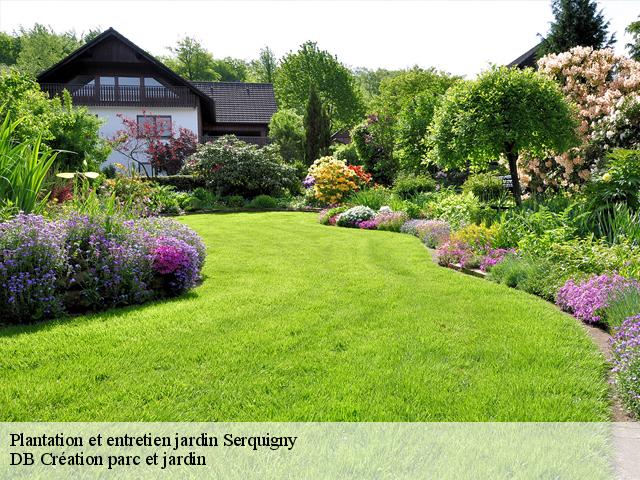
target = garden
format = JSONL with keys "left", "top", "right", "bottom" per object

{"left": 1, "top": 35, "right": 640, "bottom": 423}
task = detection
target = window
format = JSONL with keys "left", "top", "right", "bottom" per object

{"left": 137, "top": 115, "right": 172, "bottom": 138}
{"left": 144, "top": 77, "right": 163, "bottom": 87}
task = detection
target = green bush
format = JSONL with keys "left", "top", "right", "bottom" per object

{"left": 346, "top": 187, "right": 393, "bottom": 210}
{"left": 423, "top": 192, "right": 482, "bottom": 230}
{"left": 488, "top": 255, "right": 537, "bottom": 289}
{"left": 462, "top": 173, "right": 505, "bottom": 202}
{"left": 248, "top": 194, "right": 278, "bottom": 209}
{"left": 223, "top": 195, "right": 245, "bottom": 208}
{"left": 603, "top": 288, "right": 640, "bottom": 328}
{"left": 332, "top": 142, "right": 360, "bottom": 165}
{"left": 319, "top": 205, "right": 349, "bottom": 225}
{"left": 188, "top": 187, "right": 219, "bottom": 210}
{"left": 182, "top": 136, "right": 299, "bottom": 198}
{"left": 149, "top": 175, "right": 206, "bottom": 191}
{"left": 392, "top": 173, "right": 436, "bottom": 199}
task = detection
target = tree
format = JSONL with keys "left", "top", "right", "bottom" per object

{"left": 109, "top": 113, "right": 197, "bottom": 176}
{"left": 539, "top": 0, "right": 615, "bottom": 56}
{"left": 0, "top": 32, "right": 20, "bottom": 66}
{"left": 164, "top": 37, "right": 220, "bottom": 81}
{"left": 304, "top": 86, "right": 331, "bottom": 165}
{"left": 15, "top": 24, "right": 83, "bottom": 76}
{"left": 428, "top": 67, "right": 578, "bottom": 204}
{"left": 212, "top": 57, "right": 248, "bottom": 82}
{"left": 351, "top": 115, "right": 397, "bottom": 185}
{"left": 250, "top": 46, "right": 278, "bottom": 83}
{"left": 352, "top": 67, "right": 403, "bottom": 107}
{"left": 275, "top": 41, "right": 364, "bottom": 128}
{"left": 627, "top": 17, "right": 640, "bottom": 61}
{"left": 268, "top": 109, "right": 304, "bottom": 163}
{"left": 394, "top": 92, "right": 439, "bottom": 174}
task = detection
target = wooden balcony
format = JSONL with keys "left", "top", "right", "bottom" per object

{"left": 40, "top": 83, "right": 198, "bottom": 108}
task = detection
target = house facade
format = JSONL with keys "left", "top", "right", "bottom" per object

{"left": 37, "top": 28, "right": 277, "bottom": 173}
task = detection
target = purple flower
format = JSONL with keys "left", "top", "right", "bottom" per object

{"left": 480, "top": 248, "right": 516, "bottom": 272}
{"left": 152, "top": 237, "right": 200, "bottom": 292}
{"left": 556, "top": 274, "right": 640, "bottom": 324}
{"left": 356, "top": 220, "right": 378, "bottom": 230}
{"left": 611, "top": 315, "right": 640, "bottom": 415}
{"left": 303, "top": 175, "right": 316, "bottom": 189}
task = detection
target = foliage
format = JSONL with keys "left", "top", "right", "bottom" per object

{"left": 557, "top": 274, "right": 639, "bottom": 325}
{"left": 307, "top": 156, "right": 363, "bottom": 204}
{"left": 428, "top": 66, "right": 578, "bottom": 204}
{"left": 351, "top": 115, "right": 397, "bottom": 185}
{"left": 247, "top": 194, "right": 278, "bottom": 209}
{"left": 5, "top": 24, "right": 93, "bottom": 76}
{"left": 352, "top": 67, "right": 403, "bottom": 105}
{"left": 538, "top": 0, "right": 615, "bottom": 57}
{"left": 275, "top": 41, "right": 364, "bottom": 128}
{"left": 0, "top": 70, "right": 109, "bottom": 171}
{"left": 450, "top": 223, "right": 498, "bottom": 254}
{"left": 423, "top": 192, "right": 482, "bottom": 230}
{"left": 392, "top": 173, "right": 436, "bottom": 199}
{"left": 345, "top": 186, "right": 392, "bottom": 210}
{"left": 249, "top": 46, "right": 278, "bottom": 83}
{"left": 147, "top": 128, "right": 198, "bottom": 175}
{"left": 162, "top": 36, "right": 220, "bottom": 81}
{"left": 150, "top": 175, "right": 206, "bottom": 191}
{"left": 0, "top": 213, "right": 205, "bottom": 324}
{"left": 0, "top": 116, "right": 58, "bottom": 214}
{"left": 611, "top": 314, "right": 640, "bottom": 417}
{"left": 304, "top": 86, "right": 331, "bottom": 164}
{"left": 335, "top": 205, "right": 376, "bottom": 228}
{"left": 182, "top": 136, "right": 298, "bottom": 198}
{"left": 462, "top": 173, "right": 504, "bottom": 202}
{"left": 332, "top": 142, "right": 359, "bottom": 165}
{"left": 627, "top": 17, "right": 640, "bottom": 61}
{"left": 268, "top": 108, "right": 304, "bottom": 164}
{"left": 480, "top": 248, "right": 516, "bottom": 272}
{"left": 605, "top": 288, "right": 640, "bottom": 328}
{"left": 222, "top": 195, "right": 246, "bottom": 208}
{"left": 212, "top": 57, "right": 249, "bottom": 82}
{"left": 487, "top": 254, "right": 543, "bottom": 290}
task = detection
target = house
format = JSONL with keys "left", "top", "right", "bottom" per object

{"left": 37, "top": 27, "right": 277, "bottom": 172}
{"left": 507, "top": 43, "right": 543, "bottom": 69}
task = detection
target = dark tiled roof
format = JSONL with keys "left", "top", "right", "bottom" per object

{"left": 191, "top": 82, "right": 277, "bottom": 124}
{"left": 508, "top": 43, "right": 542, "bottom": 69}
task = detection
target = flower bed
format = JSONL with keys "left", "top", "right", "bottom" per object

{"left": 0, "top": 214, "right": 205, "bottom": 324}
{"left": 612, "top": 315, "right": 640, "bottom": 417}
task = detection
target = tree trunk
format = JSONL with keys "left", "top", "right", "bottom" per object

{"left": 505, "top": 142, "right": 522, "bottom": 206}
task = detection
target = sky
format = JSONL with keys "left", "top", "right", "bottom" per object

{"left": 0, "top": 0, "right": 637, "bottom": 78}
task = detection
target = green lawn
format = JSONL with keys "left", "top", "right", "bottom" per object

{"left": 0, "top": 212, "right": 610, "bottom": 421}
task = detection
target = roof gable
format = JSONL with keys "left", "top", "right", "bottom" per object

{"left": 37, "top": 28, "right": 214, "bottom": 112}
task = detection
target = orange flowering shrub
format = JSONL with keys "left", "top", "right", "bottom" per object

{"left": 307, "top": 156, "right": 370, "bottom": 204}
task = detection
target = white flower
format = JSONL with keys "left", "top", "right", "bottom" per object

{"left": 379, "top": 206, "right": 392, "bottom": 213}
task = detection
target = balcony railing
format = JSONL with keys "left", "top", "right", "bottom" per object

{"left": 40, "top": 83, "right": 198, "bottom": 108}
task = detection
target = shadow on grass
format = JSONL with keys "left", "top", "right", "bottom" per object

{"left": 0, "top": 287, "right": 203, "bottom": 339}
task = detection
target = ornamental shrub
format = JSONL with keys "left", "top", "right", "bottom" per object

{"left": 151, "top": 237, "right": 200, "bottom": 293}
{"left": 423, "top": 192, "right": 482, "bottom": 230}
{"left": 318, "top": 205, "right": 349, "bottom": 225}
{"left": 604, "top": 289, "right": 640, "bottom": 329}
{"left": 374, "top": 211, "right": 408, "bottom": 232}
{"left": 480, "top": 248, "right": 516, "bottom": 272}
{"left": 451, "top": 223, "right": 499, "bottom": 254}
{"left": 307, "top": 156, "right": 366, "bottom": 205}
{"left": 0, "top": 214, "right": 206, "bottom": 324}
{"left": 556, "top": 274, "right": 640, "bottom": 325}
{"left": 415, "top": 220, "right": 451, "bottom": 248}
{"left": 0, "top": 214, "right": 67, "bottom": 322}
{"left": 336, "top": 206, "right": 376, "bottom": 228}
{"left": 392, "top": 173, "right": 436, "bottom": 199}
{"left": 611, "top": 315, "right": 640, "bottom": 417}
{"left": 248, "top": 195, "right": 278, "bottom": 209}
{"left": 182, "top": 135, "right": 299, "bottom": 198}
{"left": 462, "top": 173, "right": 504, "bottom": 202}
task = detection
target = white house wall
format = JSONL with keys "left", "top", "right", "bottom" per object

{"left": 91, "top": 106, "right": 199, "bottom": 172}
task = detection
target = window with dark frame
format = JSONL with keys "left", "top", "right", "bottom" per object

{"left": 136, "top": 115, "right": 172, "bottom": 138}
